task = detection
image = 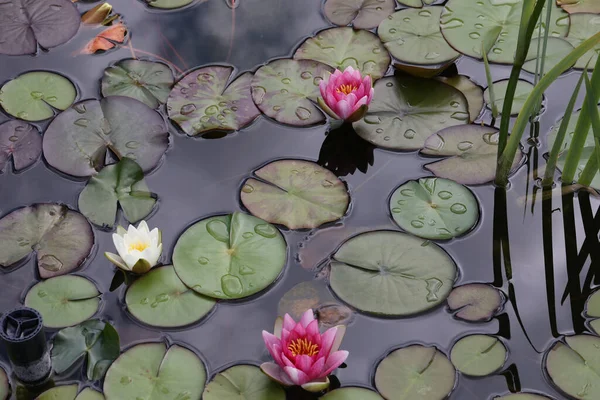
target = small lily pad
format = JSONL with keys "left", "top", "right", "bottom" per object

{"left": 43, "top": 97, "right": 169, "bottom": 178}
{"left": 375, "top": 345, "right": 456, "bottom": 400}
{"left": 0, "top": 120, "right": 42, "bottom": 172}
{"left": 566, "top": 14, "right": 600, "bottom": 69}
{"left": 78, "top": 157, "right": 156, "bottom": 228}
{"left": 251, "top": 59, "right": 332, "bottom": 126}
{"left": 52, "top": 319, "right": 120, "bottom": 380}
{"left": 353, "top": 75, "right": 469, "bottom": 151}
{"left": 240, "top": 159, "right": 349, "bottom": 229}
{"left": 545, "top": 335, "right": 600, "bottom": 399}
{"left": 450, "top": 335, "right": 507, "bottom": 376}
{"left": 203, "top": 365, "right": 285, "bottom": 400}
{"left": 0, "top": 204, "right": 94, "bottom": 278}
{"left": 321, "top": 387, "right": 383, "bottom": 400}
{"left": 125, "top": 265, "right": 216, "bottom": 328}
{"left": 447, "top": 283, "right": 504, "bottom": 322}
{"left": 379, "top": 7, "right": 460, "bottom": 66}
{"left": 435, "top": 75, "right": 484, "bottom": 123}
{"left": 330, "top": 230, "right": 457, "bottom": 316}
{"left": 0, "top": 367, "right": 8, "bottom": 400}
{"left": 76, "top": 389, "right": 104, "bottom": 400}
{"left": 389, "top": 177, "right": 479, "bottom": 240}
{"left": 484, "top": 80, "right": 534, "bottom": 116}
{"left": 0, "top": 0, "right": 80, "bottom": 55}
{"left": 558, "top": 0, "right": 600, "bottom": 14}
{"left": 324, "top": 0, "right": 396, "bottom": 30}
{"left": 294, "top": 27, "right": 390, "bottom": 80}
{"left": 102, "top": 59, "right": 174, "bottom": 109}
{"left": 422, "top": 124, "right": 523, "bottom": 185}
{"left": 523, "top": 37, "right": 575, "bottom": 74}
{"left": 168, "top": 66, "right": 260, "bottom": 136}
{"left": 144, "top": 0, "right": 202, "bottom": 10}
{"left": 103, "top": 342, "right": 206, "bottom": 400}
{"left": 173, "top": 212, "right": 286, "bottom": 300}
{"left": 0, "top": 71, "right": 76, "bottom": 122}
{"left": 25, "top": 275, "right": 101, "bottom": 329}
{"left": 493, "top": 394, "right": 552, "bottom": 399}
{"left": 36, "top": 385, "right": 78, "bottom": 400}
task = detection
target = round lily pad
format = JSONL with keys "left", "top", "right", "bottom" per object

{"left": 173, "top": 212, "right": 286, "bottom": 300}
{"left": 294, "top": 27, "right": 390, "bottom": 80}
{"left": 566, "top": 13, "right": 600, "bottom": 69}
{"left": 545, "top": 335, "right": 600, "bottom": 399}
{"left": 36, "top": 385, "right": 78, "bottom": 400}
{"left": 440, "top": 0, "right": 569, "bottom": 63}
{"left": 102, "top": 59, "right": 174, "bottom": 109}
{"left": 375, "top": 345, "right": 456, "bottom": 400}
{"left": 484, "top": 80, "right": 534, "bottom": 116}
{"left": 0, "top": 120, "right": 42, "bottom": 173}
{"left": 450, "top": 335, "right": 507, "bottom": 376}
{"left": 0, "top": 204, "right": 94, "bottom": 278}
{"left": 435, "top": 75, "right": 484, "bottom": 123}
{"left": 422, "top": 124, "right": 524, "bottom": 185}
{"left": 558, "top": 0, "right": 600, "bottom": 14}
{"left": 103, "top": 342, "right": 206, "bottom": 400}
{"left": 43, "top": 97, "right": 169, "bottom": 178}
{"left": 397, "top": 0, "right": 436, "bottom": 7}
{"left": 240, "top": 159, "right": 350, "bottom": 229}
{"left": 76, "top": 388, "right": 104, "bottom": 400}
{"left": 321, "top": 387, "right": 383, "bottom": 400}
{"left": 168, "top": 66, "right": 260, "bottom": 136}
{"left": 447, "top": 283, "right": 504, "bottom": 322}
{"left": 353, "top": 75, "right": 469, "bottom": 151}
{"left": 144, "top": 0, "right": 199, "bottom": 9}
{"left": 389, "top": 177, "right": 479, "bottom": 240}
{"left": 0, "top": 0, "right": 80, "bottom": 55}
{"left": 586, "top": 290, "right": 600, "bottom": 317}
{"left": 493, "top": 394, "right": 552, "bottom": 399}
{"left": 523, "top": 37, "right": 575, "bottom": 74}
{"left": 0, "top": 71, "right": 76, "bottom": 122}
{"left": 0, "top": 366, "right": 8, "bottom": 400}
{"left": 126, "top": 265, "right": 216, "bottom": 328}
{"left": 324, "top": 0, "right": 396, "bottom": 30}
{"left": 591, "top": 319, "right": 600, "bottom": 334}
{"left": 25, "top": 275, "right": 101, "bottom": 329}
{"left": 251, "top": 59, "right": 332, "bottom": 127}
{"left": 330, "top": 230, "right": 457, "bottom": 316}
{"left": 379, "top": 7, "right": 460, "bottom": 66}
{"left": 203, "top": 365, "right": 285, "bottom": 400}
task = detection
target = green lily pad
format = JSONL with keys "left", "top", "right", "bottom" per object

{"left": 330, "top": 230, "right": 457, "bottom": 316}
{"left": 240, "top": 159, "right": 349, "bottom": 229}
{"left": 558, "top": 0, "right": 600, "bottom": 14}
{"left": 324, "top": 0, "right": 396, "bottom": 30}
{"left": 168, "top": 66, "right": 260, "bottom": 136}
{"left": 447, "top": 283, "right": 504, "bottom": 321}
{"left": 545, "top": 335, "right": 600, "bottom": 399}
{"left": 78, "top": 157, "right": 156, "bottom": 228}
{"left": 125, "top": 265, "right": 216, "bottom": 328}
{"left": 103, "top": 342, "right": 206, "bottom": 400}
{"left": 144, "top": 0, "right": 202, "bottom": 10}
{"left": 523, "top": 37, "right": 575, "bottom": 74}
{"left": 0, "top": 120, "right": 42, "bottom": 173}
{"left": 76, "top": 389, "right": 104, "bottom": 400}
{"left": 591, "top": 319, "right": 600, "bottom": 334}
{"left": 566, "top": 14, "right": 600, "bottom": 69}
{"left": 0, "top": 0, "right": 80, "bottom": 56}
{"left": 203, "top": 365, "right": 285, "bottom": 400}
{"left": 52, "top": 319, "right": 120, "bottom": 381}
{"left": 375, "top": 345, "right": 456, "bottom": 400}
{"left": 435, "top": 75, "right": 484, "bottom": 123}
{"left": 42, "top": 97, "right": 169, "bottom": 178}
{"left": 173, "top": 212, "right": 286, "bottom": 300}
{"left": 0, "top": 71, "right": 76, "bottom": 122}
{"left": 102, "top": 59, "right": 174, "bottom": 109}
{"left": 440, "top": 0, "right": 569, "bottom": 63}
{"left": 587, "top": 290, "right": 600, "bottom": 317}
{"left": 321, "top": 387, "right": 383, "bottom": 400}
{"left": 353, "top": 75, "right": 469, "bottom": 151}
{"left": 396, "top": 0, "right": 436, "bottom": 7}
{"left": 389, "top": 177, "right": 479, "bottom": 240}
{"left": 294, "top": 27, "right": 390, "bottom": 80}
{"left": 484, "top": 80, "right": 534, "bottom": 115}
{"left": 450, "top": 335, "right": 507, "bottom": 376}
{"left": 379, "top": 7, "right": 460, "bottom": 66}
{"left": 422, "top": 124, "right": 523, "bottom": 185}
{"left": 25, "top": 275, "right": 101, "bottom": 329}
{"left": 0, "top": 367, "right": 8, "bottom": 400}
{"left": 0, "top": 204, "right": 94, "bottom": 278}
{"left": 36, "top": 385, "right": 78, "bottom": 400}
{"left": 493, "top": 394, "right": 552, "bottom": 399}
{"left": 251, "top": 59, "right": 332, "bottom": 127}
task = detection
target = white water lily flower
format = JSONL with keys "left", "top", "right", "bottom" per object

{"left": 104, "top": 221, "right": 162, "bottom": 274}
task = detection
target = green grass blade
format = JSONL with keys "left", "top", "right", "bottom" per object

{"left": 577, "top": 73, "right": 600, "bottom": 186}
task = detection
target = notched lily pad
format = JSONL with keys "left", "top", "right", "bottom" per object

{"left": 0, "top": 120, "right": 42, "bottom": 172}
{"left": 447, "top": 283, "right": 504, "bottom": 321}
{"left": 0, "top": 366, "right": 9, "bottom": 400}
{"left": 203, "top": 364, "right": 285, "bottom": 400}
{"left": 0, "top": 204, "right": 94, "bottom": 278}
{"left": 294, "top": 27, "right": 390, "bottom": 80}
{"left": 324, "top": 0, "right": 396, "bottom": 30}
{"left": 321, "top": 387, "right": 383, "bottom": 400}
{"left": 435, "top": 75, "right": 484, "bottom": 123}
{"left": 450, "top": 334, "right": 507, "bottom": 376}
{"left": 168, "top": 66, "right": 260, "bottom": 136}
{"left": 566, "top": 14, "right": 600, "bottom": 69}
{"left": 240, "top": 159, "right": 349, "bottom": 229}
{"left": 43, "top": 97, "right": 169, "bottom": 178}
{"left": 484, "top": 79, "right": 534, "bottom": 115}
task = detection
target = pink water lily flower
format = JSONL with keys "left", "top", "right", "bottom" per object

{"left": 318, "top": 66, "right": 374, "bottom": 122}
{"left": 261, "top": 309, "right": 348, "bottom": 392}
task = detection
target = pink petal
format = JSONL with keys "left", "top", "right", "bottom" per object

{"left": 331, "top": 325, "right": 346, "bottom": 353}
{"left": 306, "top": 320, "right": 320, "bottom": 340}
{"left": 262, "top": 331, "right": 283, "bottom": 365}
{"left": 326, "top": 91, "right": 338, "bottom": 108}
{"left": 322, "top": 350, "right": 349, "bottom": 376}
{"left": 261, "top": 362, "right": 294, "bottom": 386}
{"left": 334, "top": 99, "right": 352, "bottom": 119}
{"left": 300, "top": 309, "right": 315, "bottom": 327}
{"left": 355, "top": 96, "right": 368, "bottom": 109}
{"left": 283, "top": 314, "right": 296, "bottom": 331}
{"left": 346, "top": 93, "right": 358, "bottom": 110}
{"left": 281, "top": 328, "right": 291, "bottom": 343}
{"left": 292, "top": 322, "right": 306, "bottom": 337}
{"left": 284, "top": 366, "right": 310, "bottom": 386}
{"left": 363, "top": 75, "right": 372, "bottom": 89}
{"left": 320, "top": 80, "right": 328, "bottom": 99}
{"left": 295, "top": 354, "right": 314, "bottom": 373}
{"left": 281, "top": 353, "right": 295, "bottom": 368}
{"left": 318, "top": 327, "right": 338, "bottom": 357}
{"left": 367, "top": 87, "right": 374, "bottom": 103}
{"left": 308, "top": 356, "right": 326, "bottom": 379}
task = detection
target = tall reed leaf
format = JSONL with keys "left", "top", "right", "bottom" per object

{"left": 577, "top": 73, "right": 600, "bottom": 186}
{"left": 483, "top": 43, "right": 499, "bottom": 119}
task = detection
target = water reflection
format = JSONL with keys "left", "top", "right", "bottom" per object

{"left": 317, "top": 124, "right": 375, "bottom": 177}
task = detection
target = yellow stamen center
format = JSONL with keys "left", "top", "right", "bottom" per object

{"left": 129, "top": 242, "right": 149, "bottom": 252}
{"left": 337, "top": 84, "right": 357, "bottom": 95}
{"left": 288, "top": 338, "right": 319, "bottom": 357}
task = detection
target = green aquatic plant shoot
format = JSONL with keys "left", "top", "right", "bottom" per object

{"left": 482, "top": 42, "right": 498, "bottom": 120}
{"left": 578, "top": 73, "right": 600, "bottom": 186}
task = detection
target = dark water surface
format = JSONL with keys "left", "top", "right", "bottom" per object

{"left": 0, "top": 0, "right": 598, "bottom": 399}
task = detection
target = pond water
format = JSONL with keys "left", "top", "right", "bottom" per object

{"left": 0, "top": 0, "right": 599, "bottom": 399}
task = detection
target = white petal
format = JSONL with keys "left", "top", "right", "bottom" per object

{"left": 137, "top": 220, "right": 150, "bottom": 235}
{"left": 149, "top": 228, "right": 161, "bottom": 245}
{"left": 140, "top": 247, "right": 160, "bottom": 267}
{"left": 112, "top": 234, "right": 128, "bottom": 258}
{"left": 122, "top": 253, "right": 140, "bottom": 269}
{"left": 127, "top": 223, "right": 139, "bottom": 237}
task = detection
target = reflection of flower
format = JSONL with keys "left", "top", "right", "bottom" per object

{"left": 261, "top": 309, "right": 348, "bottom": 392}
{"left": 318, "top": 66, "right": 373, "bottom": 122}
{"left": 104, "top": 221, "right": 162, "bottom": 274}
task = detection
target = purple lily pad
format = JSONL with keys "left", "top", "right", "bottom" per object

{"left": 0, "top": 120, "right": 42, "bottom": 172}
{"left": 447, "top": 283, "right": 504, "bottom": 322}
{"left": 0, "top": 0, "right": 80, "bottom": 56}
{"left": 167, "top": 66, "right": 260, "bottom": 136}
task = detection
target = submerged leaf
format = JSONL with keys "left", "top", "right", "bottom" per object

{"left": 203, "top": 365, "right": 285, "bottom": 400}
{"left": 82, "top": 22, "right": 127, "bottom": 54}
{"left": 450, "top": 335, "right": 507, "bottom": 376}
{"left": 484, "top": 79, "right": 535, "bottom": 115}
{"left": 324, "top": 0, "right": 395, "bottom": 30}
{"left": 558, "top": 0, "right": 600, "bottom": 14}
{"left": 82, "top": 3, "right": 114, "bottom": 25}
{"left": 0, "top": 120, "right": 42, "bottom": 172}
{"left": 435, "top": 75, "right": 484, "bottom": 122}
{"left": 447, "top": 283, "right": 504, "bottom": 321}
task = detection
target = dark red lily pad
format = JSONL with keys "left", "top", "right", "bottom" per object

{"left": 0, "top": 120, "right": 42, "bottom": 172}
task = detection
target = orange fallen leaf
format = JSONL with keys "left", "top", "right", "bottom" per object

{"left": 81, "top": 23, "right": 127, "bottom": 54}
